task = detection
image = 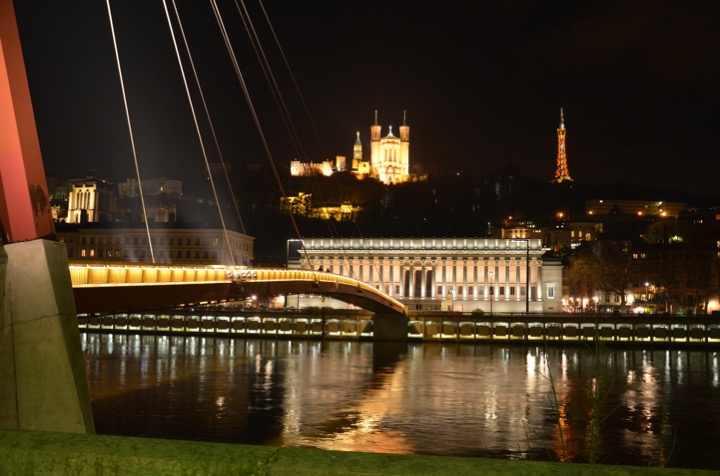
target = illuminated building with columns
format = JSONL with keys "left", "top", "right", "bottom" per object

{"left": 287, "top": 237, "right": 562, "bottom": 313}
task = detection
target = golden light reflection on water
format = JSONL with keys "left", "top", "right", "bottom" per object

{"left": 82, "top": 334, "right": 720, "bottom": 469}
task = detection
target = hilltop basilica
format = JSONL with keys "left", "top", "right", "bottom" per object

{"left": 290, "top": 111, "right": 411, "bottom": 185}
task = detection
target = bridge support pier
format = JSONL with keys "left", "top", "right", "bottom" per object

{"left": 372, "top": 313, "right": 409, "bottom": 341}
{"left": 0, "top": 240, "right": 94, "bottom": 433}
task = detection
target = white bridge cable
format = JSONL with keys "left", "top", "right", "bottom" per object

{"left": 231, "top": 0, "right": 331, "bottom": 276}
{"left": 167, "top": 0, "right": 247, "bottom": 240}
{"left": 161, "top": 0, "right": 236, "bottom": 268}
{"left": 234, "top": 0, "right": 309, "bottom": 164}
{"left": 210, "top": 0, "right": 315, "bottom": 274}
{"left": 246, "top": 0, "right": 361, "bottom": 280}
{"left": 106, "top": 0, "right": 155, "bottom": 263}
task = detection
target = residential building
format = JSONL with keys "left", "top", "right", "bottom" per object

{"left": 56, "top": 223, "right": 254, "bottom": 267}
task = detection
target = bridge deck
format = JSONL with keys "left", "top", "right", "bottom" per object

{"left": 68, "top": 264, "right": 405, "bottom": 315}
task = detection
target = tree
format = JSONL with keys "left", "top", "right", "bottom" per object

{"left": 592, "top": 240, "right": 633, "bottom": 311}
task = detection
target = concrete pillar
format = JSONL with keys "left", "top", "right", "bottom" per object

{"left": 0, "top": 240, "right": 94, "bottom": 433}
{"left": 372, "top": 312, "right": 408, "bottom": 342}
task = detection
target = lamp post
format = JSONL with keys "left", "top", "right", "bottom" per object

{"left": 489, "top": 271, "right": 494, "bottom": 316}
{"left": 645, "top": 282, "right": 649, "bottom": 302}
{"left": 511, "top": 239, "right": 530, "bottom": 315}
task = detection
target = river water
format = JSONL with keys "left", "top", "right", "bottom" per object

{"left": 81, "top": 333, "right": 720, "bottom": 470}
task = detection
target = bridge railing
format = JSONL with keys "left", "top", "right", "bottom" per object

{"left": 69, "top": 264, "right": 231, "bottom": 286}
{"left": 68, "top": 264, "right": 405, "bottom": 313}
{"left": 239, "top": 268, "right": 406, "bottom": 312}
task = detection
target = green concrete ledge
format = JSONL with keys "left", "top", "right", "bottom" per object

{"left": 0, "top": 429, "right": 714, "bottom": 475}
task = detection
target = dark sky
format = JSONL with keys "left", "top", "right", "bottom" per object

{"left": 13, "top": 1, "right": 720, "bottom": 199}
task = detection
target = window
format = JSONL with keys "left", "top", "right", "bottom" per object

{"left": 546, "top": 284, "right": 556, "bottom": 299}
{"left": 80, "top": 248, "right": 87, "bottom": 257}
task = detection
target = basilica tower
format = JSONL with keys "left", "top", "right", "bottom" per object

{"left": 552, "top": 108, "right": 573, "bottom": 183}
{"left": 369, "top": 110, "right": 410, "bottom": 184}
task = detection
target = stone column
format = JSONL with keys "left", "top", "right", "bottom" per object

{"left": 0, "top": 240, "right": 95, "bottom": 433}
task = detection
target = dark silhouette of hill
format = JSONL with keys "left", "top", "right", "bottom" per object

{"left": 236, "top": 165, "right": 720, "bottom": 265}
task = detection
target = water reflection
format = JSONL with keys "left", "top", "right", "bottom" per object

{"left": 82, "top": 334, "right": 720, "bottom": 470}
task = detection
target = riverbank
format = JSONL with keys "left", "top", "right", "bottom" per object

{"left": 77, "top": 309, "right": 720, "bottom": 347}
{"left": 1, "top": 429, "right": 715, "bottom": 475}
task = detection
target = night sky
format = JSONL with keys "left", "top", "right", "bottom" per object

{"left": 13, "top": 1, "right": 720, "bottom": 199}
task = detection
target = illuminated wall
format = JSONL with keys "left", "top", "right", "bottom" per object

{"left": 287, "top": 237, "right": 561, "bottom": 313}
{"left": 57, "top": 225, "right": 254, "bottom": 267}
{"left": 369, "top": 112, "right": 410, "bottom": 185}
{"left": 66, "top": 180, "right": 115, "bottom": 224}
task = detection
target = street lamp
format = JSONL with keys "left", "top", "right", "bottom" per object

{"left": 511, "top": 239, "right": 530, "bottom": 315}
{"left": 645, "top": 282, "right": 649, "bottom": 302}
{"left": 489, "top": 271, "right": 494, "bottom": 316}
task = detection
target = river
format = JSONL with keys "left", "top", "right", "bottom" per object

{"left": 81, "top": 332, "right": 720, "bottom": 470}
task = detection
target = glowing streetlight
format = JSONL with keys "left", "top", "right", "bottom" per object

{"left": 645, "top": 282, "right": 649, "bottom": 302}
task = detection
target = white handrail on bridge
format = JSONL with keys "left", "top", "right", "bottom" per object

{"left": 68, "top": 264, "right": 231, "bottom": 286}
{"left": 68, "top": 264, "right": 405, "bottom": 312}
{"left": 244, "top": 268, "right": 405, "bottom": 311}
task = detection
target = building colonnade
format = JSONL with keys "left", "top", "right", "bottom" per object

{"left": 287, "top": 237, "right": 563, "bottom": 313}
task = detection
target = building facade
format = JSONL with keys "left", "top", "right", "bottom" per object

{"left": 369, "top": 111, "right": 410, "bottom": 184}
{"left": 57, "top": 224, "right": 254, "bottom": 267}
{"left": 66, "top": 179, "right": 116, "bottom": 224}
{"left": 287, "top": 237, "right": 562, "bottom": 313}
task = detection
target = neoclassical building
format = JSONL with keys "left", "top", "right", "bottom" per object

{"left": 287, "top": 237, "right": 562, "bottom": 313}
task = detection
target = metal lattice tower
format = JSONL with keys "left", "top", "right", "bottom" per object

{"left": 553, "top": 108, "right": 573, "bottom": 183}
